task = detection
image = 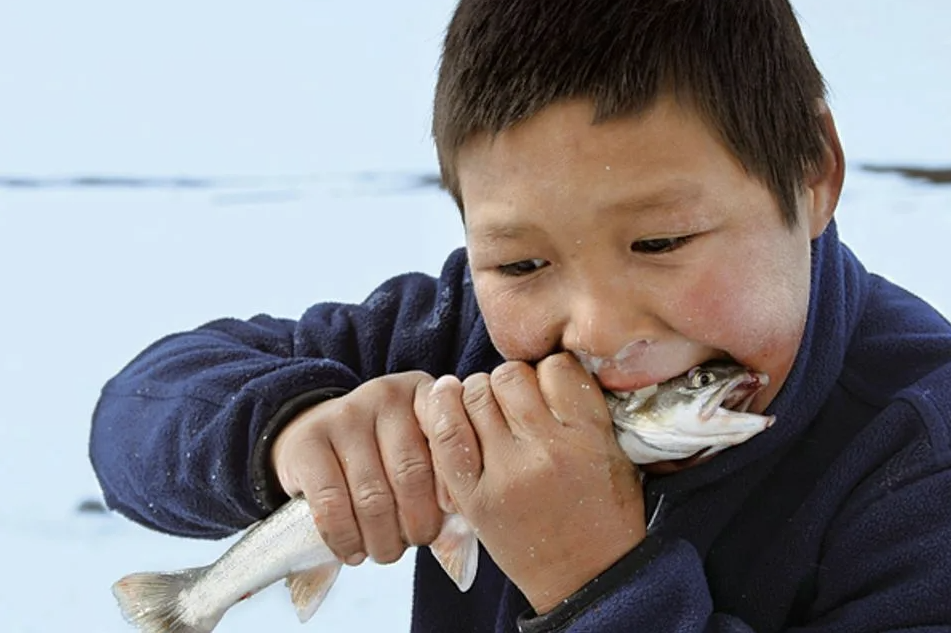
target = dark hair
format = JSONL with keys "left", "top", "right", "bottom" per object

{"left": 433, "top": 0, "right": 828, "bottom": 226}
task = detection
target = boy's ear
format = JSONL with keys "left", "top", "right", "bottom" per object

{"left": 805, "top": 100, "right": 845, "bottom": 239}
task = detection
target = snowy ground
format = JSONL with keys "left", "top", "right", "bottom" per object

{"left": 0, "top": 1, "right": 948, "bottom": 631}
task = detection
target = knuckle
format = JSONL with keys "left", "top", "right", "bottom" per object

{"left": 352, "top": 481, "right": 395, "bottom": 518}
{"left": 432, "top": 414, "right": 466, "bottom": 449}
{"left": 282, "top": 435, "right": 322, "bottom": 464}
{"left": 402, "top": 369, "right": 435, "bottom": 385}
{"left": 372, "top": 379, "right": 402, "bottom": 401}
{"left": 491, "top": 360, "right": 531, "bottom": 389}
{"left": 327, "top": 530, "right": 364, "bottom": 557}
{"left": 411, "top": 372, "right": 437, "bottom": 409}
{"left": 374, "top": 371, "right": 428, "bottom": 401}
{"left": 307, "top": 486, "right": 363, "bottom": 555}
{"left": 349, "top": 377, "right": 403, "bottom": 414}
{"left": 461, "top": 373, "right": 495, "bottom": 415}
{"left": 287, "top": 403, "right": 337, "bottom": 441}
{"left": 333, "top": 397, "right": 365, "bottom": 424}
{"left": 309, "top": 483, "right": 352, "bottom": 519}
{"left": 391, "top": 455, "right": 434, "bottom": 494}
{"left": 538, "top": 351, "right": 577, "bottom": 375}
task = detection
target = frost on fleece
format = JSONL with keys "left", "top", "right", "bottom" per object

{"left": 89, "top": 221, "right": 951, "bottom": 632}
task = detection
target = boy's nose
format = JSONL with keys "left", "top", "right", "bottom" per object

{"left": 562, "top": 295, "right": 661, "bottom": 363}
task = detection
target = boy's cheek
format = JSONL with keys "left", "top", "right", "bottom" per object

{"left": 673, "top": 259, "right": 808, "bottom": 395}
{"left": 474, "top": 284, "right": 561, "bottom": 361}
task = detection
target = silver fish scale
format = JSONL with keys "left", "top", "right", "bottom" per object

{"left": 180, "top": 497, "right": 333, "bottom": 625}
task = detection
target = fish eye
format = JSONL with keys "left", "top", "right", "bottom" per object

{"left": 688, "top": 367, "right": 716, "bottom": 389}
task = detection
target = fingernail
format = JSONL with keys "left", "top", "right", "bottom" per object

{"left": 346, "top": 552, "right": 367, "bottom": 566}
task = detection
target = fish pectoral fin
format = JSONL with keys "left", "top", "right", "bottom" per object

{"left": 429, "top": 514, "right": 479, "bottom": 592}
{"left": 286, "top": 562, "right": 342, "bottom": 623}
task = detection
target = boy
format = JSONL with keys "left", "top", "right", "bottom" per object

{"left": 89, "top": 0, "right": 951, "bottom": 631}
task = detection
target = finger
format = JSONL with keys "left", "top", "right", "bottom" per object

{"left": 294, "top": 437, "right": 366, "bottom": 565}
{"left": 489, "top": 361, "right": 551, "bottom": 438}
{"left": 376, "top": 406, "right": 442, "bottom": 547}
{"left": 434, "top": 470, "right": 457, "bottom": 515}
{"left": 330, "top": 421, "right": 404, "bottom": 565}
{"left": 536, "top": 353, "right": 611, "bottom": 430}
{"left": 413, "top": 378, "right": 457, "bottom": 514}
{"left": 461, "top": 372, "right": 509, "bottom": 449}
{"left": 422, "top": 375, "right": 482, "bottom": 504}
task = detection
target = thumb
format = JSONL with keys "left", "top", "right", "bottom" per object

{"left": 418, "top": 375, "right": 483, "bottom": 504}
{"left": 413, "top": 376, "right": 459, "bottom": 513}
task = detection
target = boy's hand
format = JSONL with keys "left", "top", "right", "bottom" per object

{"left": 271, "top": 371, "right": 444, "bottom": 566}
{"left": 419, "top": 354, "right": 646, "bottom": 614}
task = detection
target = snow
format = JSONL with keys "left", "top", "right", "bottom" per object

{"left": 0, "top": 1, "right": 947, "bottom": 631}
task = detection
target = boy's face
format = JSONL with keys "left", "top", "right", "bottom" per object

{"left": 459, "top": 96, "right": 837, "bottom": 419}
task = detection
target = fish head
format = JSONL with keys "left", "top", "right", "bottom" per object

{"left": 605, "top": 361, "right": 776, "bottom": 463}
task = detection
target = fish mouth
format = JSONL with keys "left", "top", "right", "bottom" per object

{"left": 700, "top": 370, "right": 770, "bottom": 421}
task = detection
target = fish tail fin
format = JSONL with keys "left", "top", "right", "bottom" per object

{"left": 430, "top": 513, "right": 480, "bottom": 592}
{"left": 112, "top": 567, "right": 219, "bottom": 633}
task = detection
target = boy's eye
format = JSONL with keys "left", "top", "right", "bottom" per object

{"left": 630, "top": 236, "right": 692, "bottom": 254}
{"left": 497, "top": 258, "right": 548, "bottom": 277}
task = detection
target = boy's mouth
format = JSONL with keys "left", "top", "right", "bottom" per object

{"left": 576, "top": 343, "right": 716, "bottom": 392}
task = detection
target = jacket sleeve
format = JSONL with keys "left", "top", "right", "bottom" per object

{"left": 517, "top": 404, "right": 951, "bottom": 632}
{"left": 89, "top": 248, "right": 484, "bottom": 538}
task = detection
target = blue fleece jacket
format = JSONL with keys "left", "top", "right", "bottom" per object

{"left": 89, "top": 221, "right": 951, "bottom": 631}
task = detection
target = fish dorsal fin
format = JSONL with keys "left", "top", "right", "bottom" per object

{"left": 429, "top": 514, "right": 479, "bottom": 592}
{"left": 285, "top": 562, "right": 342, "bottom": 623}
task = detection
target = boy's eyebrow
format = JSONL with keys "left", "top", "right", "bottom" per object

{"left": 601, "top": 182, "right": 703, "bottom": 215}
{"left": 468, "top": 182, "right": 703, "bottom": 243}
{"left": 468, "top": 223, "right": 534, "bottom": 243}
